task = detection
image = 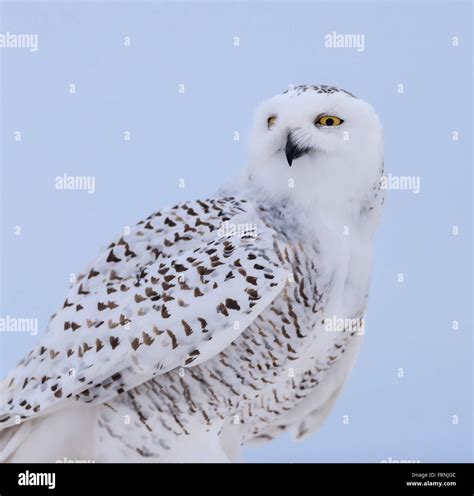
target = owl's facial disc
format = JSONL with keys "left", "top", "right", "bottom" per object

{"left": 247, "top": 86, "right": 384, "bottom": 210}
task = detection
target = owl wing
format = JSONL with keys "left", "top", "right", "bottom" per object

{"left": 0, "top": 198, "right": 290, "bottom": 429}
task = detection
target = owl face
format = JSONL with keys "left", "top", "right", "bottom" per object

{"left": 247, "top": 87, "right": 384, "bottom": 212}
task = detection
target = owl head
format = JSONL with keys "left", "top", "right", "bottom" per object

{"left": 247, "top": 85, "right": 384, "bottom": 216}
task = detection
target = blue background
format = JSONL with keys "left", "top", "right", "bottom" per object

{"left": 0, "top": 1, "right": 472, "bottom": 462}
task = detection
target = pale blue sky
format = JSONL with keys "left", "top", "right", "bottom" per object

{"left": 0, "top": 1, "right": 472, "bottom": 462}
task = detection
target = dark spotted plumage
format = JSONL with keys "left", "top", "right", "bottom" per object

{"left": 1, "top": 198, "right": 289, "bottom": 426}
{"left": 283, "top": 84, "right": 357, "bottom": 98}
{"left": 0, "top": 195, "right": 375, "bottom": 460}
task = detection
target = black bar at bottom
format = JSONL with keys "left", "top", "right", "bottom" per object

{"left": 0, "top": 462, "right": 472, "bottom": 494}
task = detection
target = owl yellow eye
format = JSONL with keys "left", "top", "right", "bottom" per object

{"left": 267, "top": 115, "right": 277, "bottom": 129}
{"left": 316, "top": 115, "right": 343, "bottom": 127}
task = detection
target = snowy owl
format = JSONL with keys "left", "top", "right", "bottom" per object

{"left": 0, "top": 85, "right": 384, "bottom": 463}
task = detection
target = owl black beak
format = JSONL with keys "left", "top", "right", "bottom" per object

{"left": 285, "top": 133, "right": 313, "bottom": 167}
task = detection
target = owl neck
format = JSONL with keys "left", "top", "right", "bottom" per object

{"left": 222, "top": 170, "right": 383, "bottom": 241}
